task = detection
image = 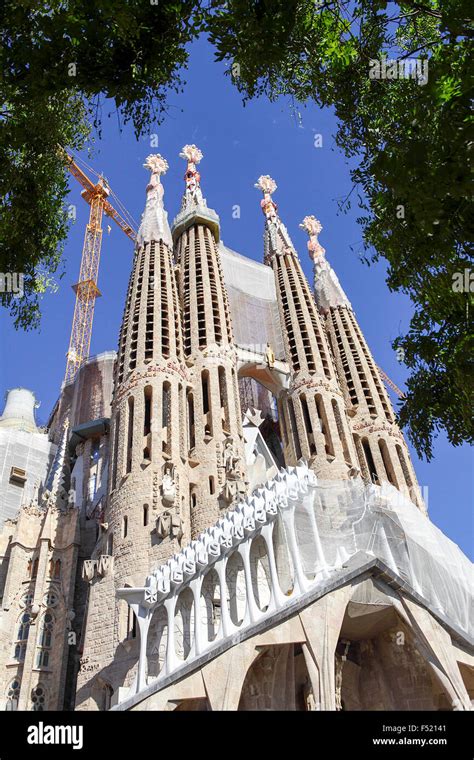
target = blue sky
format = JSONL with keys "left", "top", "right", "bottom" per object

{"left": 0, "top": 38, "right": 472, "bottom": 558}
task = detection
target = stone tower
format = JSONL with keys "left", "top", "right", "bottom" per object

{"left": 0, "top": 420, "right": 80, "bottom": 711}
{"left": 76, "top": 155, "right": 191, "bottom": 709}
{"left": 173, "top": 145, "right": 246, "bottom": 536}
{"left": 300, "top": 215, "right": 424, "bottom": 510}
{"left": 256, "top": 177, "right": 356, "bottom": 479}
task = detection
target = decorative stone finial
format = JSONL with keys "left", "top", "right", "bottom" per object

{"left": 178, "top": 144, "right": 205, "bottom": 209}
{"left": 143, "top": 154, "right": 169, "bottom": 176}
{"left": 300, "top": 214, "right": 351, "bottom": 312}
{"left": 179, "top": 145, "right": 203, "bottom": 165}
{"left": 255, "top": 175, "right": 277, "bottom": 195}
{"left": 255, "top": 175, "right": 279, "bottom": 223}
{"left": 136, "top": 153, "right": 172, "bottom": 247}
{"left": 300, "top": 215, "right": 326, "bottom": 260}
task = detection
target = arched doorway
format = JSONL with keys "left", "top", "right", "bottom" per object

{"left": 238, "top": 643, "right": 315, "bottom": 711}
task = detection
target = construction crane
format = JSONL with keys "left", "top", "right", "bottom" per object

{"left": 377, "top": 365, "right": 406, "bottom": 399}
{"left": 61, "top": 149, "right": 137, "bottom": 385}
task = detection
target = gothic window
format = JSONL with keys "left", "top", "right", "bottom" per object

{"left": 201, "top": 371, "right": 212, "bottom": 437}
{"left": 6, "top": 677, "right": 21, "bottom": 711}
{"left": 361, "top": 438, "right": 378, "bottom": 483}
{"left": 378, "top": 439, "right": 398, "bottom": 487}
{"left": 209, "top": 476, "right": 215, "bottom": 495}
{"left": 36, "top": 612, "right": 54, "bottom": 668}
{"left": 90, "top": 439, "right": 100, "bottom": 463}
{"left": 315, "top": 394, "right": 335, "bottom": 458}
{"left": 126, "top": 396, "right": 134, "bottom": 474}
{"left": 126, "top": 607, "right": 137, "bottom": 639}
{"left": 396, "top": 444, "right": 413, "bottom": 489}
{"left": 106, "top": 533, "right": 114, "bottom": 556}
{"left": 49, "top": 558, "right": 61, "bottom": 579}
{"left": 277, "top": 399, "right": 288, "bottom": 444}
{"left": 287, "top": 398, "right": 302, "bottom": 460}
{"left": 103, "top": 683, "right": 113, "bottom": 711}
{"left": 43, "top": 591, "right": 59, "bottom": 608}
{"left": 143, "top": 504, "right": 149, "bottom": 527}
{"left": 187, "top": 391, "right": 195, "bottom": 451}
{"left": 162, "top": 382, "right": 171, "bottom": 454}
{"left": 353, "top": 434, "right": 369, "bottom": 480}
{"left": 300, "top": 394, "right": 316, "bottom": 455}
{"left": 88, "top": 472, "right": 97, "bottom": 501}
{"left": 111, "top": 412, "right": 120, "bottom": 491}
{"left": 14, "top": 612, "right": 31, "bottom": 661}
{"left": 331, "top": 399, "right": 351, "bottom": 464}
{"left": 20, "top": 592, "right": 34, "bottom": 608}
{"left": 31, "top": 684, "right": 47, "bottom": 711}
{"left": 122, "top": 516, "right": 128, "bottom": 539}
{"left": 143, "top": 386, "right": 152, "bottom": 461}
{"left": 218, "top": 367, "right": 230, "bottom": 433}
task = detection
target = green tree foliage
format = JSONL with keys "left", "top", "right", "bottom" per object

{"left": 206, "top": 0, "right": 473, "bottom": 458}
{"left": 0, "top": 0, "right": 198, "bottom": 329}
{"left": 0, "top": 1, "right": 472, "bottom": 457}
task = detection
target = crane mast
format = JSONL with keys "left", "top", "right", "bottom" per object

{"left": 62, "top": 151, "right": 136, "bottom": 385}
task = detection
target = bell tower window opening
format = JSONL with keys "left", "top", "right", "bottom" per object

{"left": 218, "top": 367, "right": 230, "bottom": 433}
{"left": 162, "top": 382, "right": 171, "bottom": 455}
{"left": 287, "top": 397, "right": 302, "bottom": 460}
{"left": 126, "top": 397, "right": 134, "bottom": 474}
{"left": 315, "top": 394, "right": 335, "bottom": 458}
{"left": 362, "top": 438, "right": 378, "bottom": 483}
{"left": 300, "top": 394, "right": 316, "bottom": 455}
{"left": 143, "top": 386, "right": 152, "bottom": 461}
{"left": 201, "top": 370, "right": 212, "bottom": 437}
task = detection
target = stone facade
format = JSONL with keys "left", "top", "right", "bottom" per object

{"left": 0, "top": 147, "right": 470, "bottom": 712}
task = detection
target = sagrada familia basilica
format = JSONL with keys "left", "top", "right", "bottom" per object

{"left": 0, "top": 146, "right": 471, "bottom": 712}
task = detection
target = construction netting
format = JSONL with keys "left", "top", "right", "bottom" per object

{"left": 220, "top": 244, "right": 285, "bottom": 360}
{"left": 277, "top": 477, "right": 473, "bottom": 642}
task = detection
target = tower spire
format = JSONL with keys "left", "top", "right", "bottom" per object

{"left": 299, "top": 215, "right": 351, "bottom": 313}
{"left": 173, "top": 144, "right": 220, "bottom": 242}
{"left": 179, "top": 144, "right": 205, "bottom": 210}
{"left": 136, "top": 154, "right": 172, "bottom": 248}
{"left": 255, "top": 175, "right": 296, "bottom": 262}
{"left": 255, "top": 177, "right": 357, "bottom": 479}
{"left": 300, "top": 217, "right": 424, "bottom": 510}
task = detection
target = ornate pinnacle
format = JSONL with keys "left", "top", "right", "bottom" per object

{"left": 143, "top": 154, "right": 169, "bottom": 176}
{"left": 179, "top": 144, "right": 203, "bottom": 165}
{"left": 255, "top": 175, "right": 278, "bottom": 221}
{"left": 255, "top": 175, "right": 277, "bottom": 195}
{"left": 300, "top": 214, "right": 326, "bottom": 260}
{"left": 179, "top": 144, "right": 203, "bottom": 200}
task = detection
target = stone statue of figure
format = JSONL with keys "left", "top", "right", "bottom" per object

{"left": 303, "top": 678, "right": 318, "bottom": 711}
{"left": 156, "top": 510, "right": 171, "bottom": 539}
{"left": 162, "top": 463, "right": 176, "bottom": 507}
{"left": 265, "top": 342, "right": 275, "bottom": 369}
{"left": 156, "top": 510, "right": 183, "bottom": 541}
{"left": 223, "top": 437, "right": 240, "bottom": 478}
